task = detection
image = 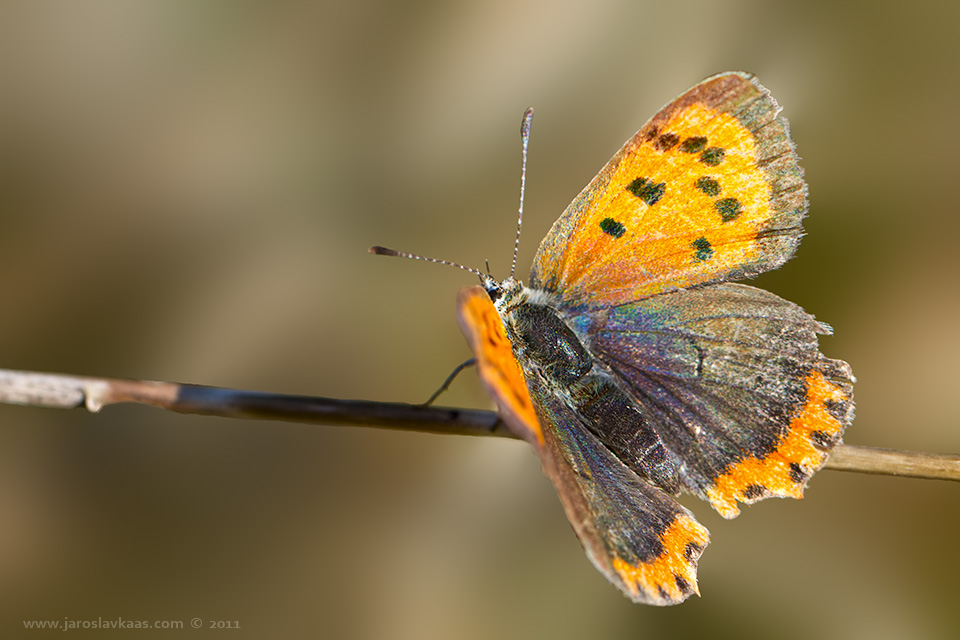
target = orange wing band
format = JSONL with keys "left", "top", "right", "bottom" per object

{"left": 706, "top": 369, "right": 850, "bottom": 518}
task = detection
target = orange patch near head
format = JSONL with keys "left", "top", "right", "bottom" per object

{"left": 456, "top": 287, "right": 542, "bottom": 445}
{"left": 706, "top": 369, "right": 849, "bottom": 518}
{"left": 613, "top": 514, "right": 710, "bottom": 605}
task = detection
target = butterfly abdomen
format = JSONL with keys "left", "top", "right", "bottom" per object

{"left": 575, "top": 379, "right": 683, "bottom": 494}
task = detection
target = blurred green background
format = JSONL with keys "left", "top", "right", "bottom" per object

{"left": 1, "top": 1, "right": 958, "bottom": 638}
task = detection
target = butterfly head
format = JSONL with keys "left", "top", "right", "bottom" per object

{"left": 482, "top": 275, "right": 527, "bottom": 310}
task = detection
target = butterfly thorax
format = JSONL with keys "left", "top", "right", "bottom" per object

{"left": 486, "top": 276, "right": 684, "bottom": 494}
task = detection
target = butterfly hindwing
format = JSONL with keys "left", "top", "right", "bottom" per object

{"left": 531, "top": 373, "right": 709, "bottom": 605}
{"left": 531, "top": 72, "right": 806, "bottom": 306}
{"left": 457, "top": 285, "right": 709, "bottom": 605}
{"left": 578, "top": 283, "right": 854, "bottom": 518}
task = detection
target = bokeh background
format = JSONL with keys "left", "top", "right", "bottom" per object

{"left": 1, "top": 1, "right": 958, "bottom": 638}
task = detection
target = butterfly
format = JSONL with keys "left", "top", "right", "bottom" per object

{"left": 375, "top": 72, "right": 855, "bottom": 605}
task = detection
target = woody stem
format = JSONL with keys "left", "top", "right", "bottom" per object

{"left": 0, "top": 367, "right": 956, "bottom": 482}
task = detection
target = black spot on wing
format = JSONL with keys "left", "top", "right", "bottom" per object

{"left": 715, "top": 198, "right": 742, "bottom": 222}
{"left": 626, "top": 177, "right": 666, "bottom": 206}
{"left": 691, "top": 236, "right": 713, "bottom": 261}
{"left": 742, "top": 484, "right": 767, "bottom": 499}
{"left": 685, "top": 542, "right": 704, "bottom": 562}
{"left": 810, "top": 430, "right": 838, "bottom": 449}
{"left": 699, "top": 147, "right": 725, "bottom": 166}
{"left": 680, "top": 136, "right": 707, "bottom": 153}
{"left": 824, "top": 398, "right": 851, "bottom": 423}
{"left": 789, "top": 462, "right": 806, "bottom": 483}
{"left": 655, "top": 133, "right": 680, "bottom": 150}
{"left": 695, "top": 176, "right": 721, "bottom": 196}
{"left": 600, "top": 218, "right": 626, "bottom": 238}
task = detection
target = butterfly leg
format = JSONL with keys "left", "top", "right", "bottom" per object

{"left": 422, "top": 358, "right": 477, "bottom": 406}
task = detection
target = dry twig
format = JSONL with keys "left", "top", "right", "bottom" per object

{"left": 0, "top": 367, "right": 956, "bottom": 482}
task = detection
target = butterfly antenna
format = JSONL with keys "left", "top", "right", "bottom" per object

{"left": 369, "top": 246, "right": 486, "bottom": 278}
{"left": 510, "top": 107, "right": 534, "bottom": 279}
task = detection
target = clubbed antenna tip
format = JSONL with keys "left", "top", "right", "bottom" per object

{"left": 369, "top": 245, "right": 485, "bottom": 278}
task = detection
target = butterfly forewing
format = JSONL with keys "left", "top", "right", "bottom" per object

{"left": 531, "top": 72, "right": 806, "bottom": 307}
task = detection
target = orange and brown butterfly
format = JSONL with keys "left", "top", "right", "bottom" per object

{"left": 373, "top": 71, "right": 854, "bottom": 605}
